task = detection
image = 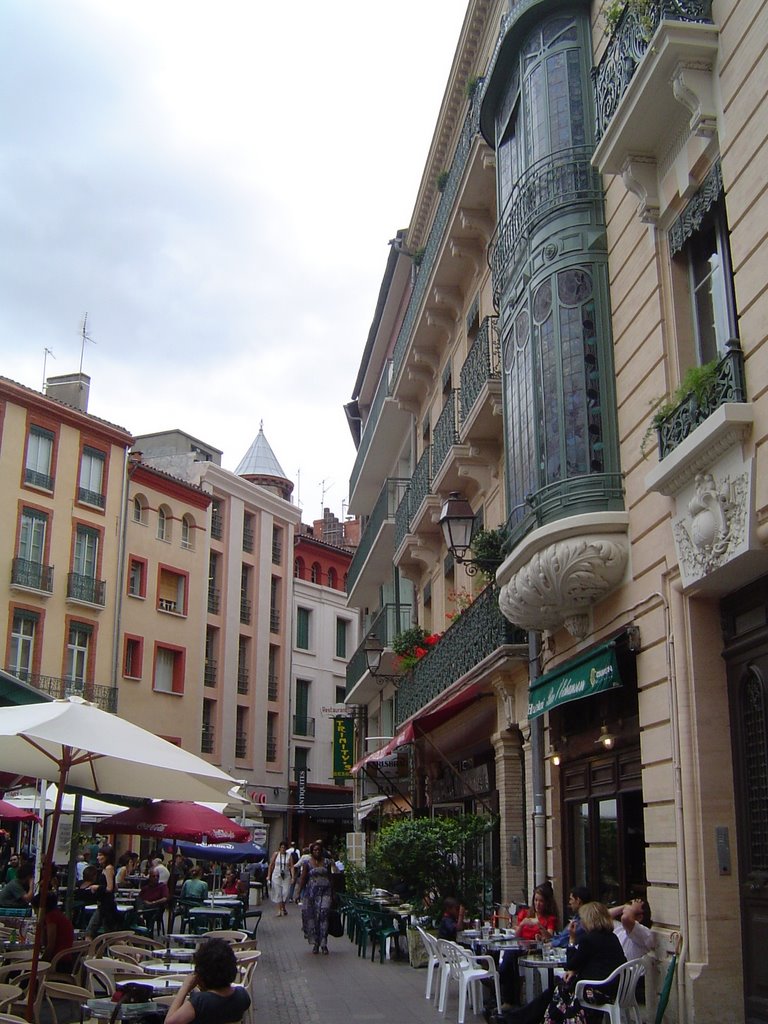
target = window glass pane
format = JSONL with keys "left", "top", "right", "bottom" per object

{"left": 295, "top": 679, "right": 310, "bottom": 720}
{"left": 296, "top": 608, "right": 310, "bottom": 649}
{"left": 596, "top": 797, "right": 619, "bottom": 905}
{"left": 80, "top": 448, "right": 104, "bottom": 493}
{"left": 10, "top": 613, "right": 36, "bottom": 679}
{"left": 26, "top": 428, "right": 53, "bottom": 476}
{"left": 19, "top": 510, "right": 47, "bottom": 564}
{"left": 336, "top": 618, "right": 348, "bottom": 658}
{"left": 570, "top": 801, "right": 590, "bottom": 890}
{"left": 66, "top": 625, "right": 90, "bottom": 683}
{"left": 74, "top": 527, "right": 98, "bottom": 577}
{"left": 155, "top": 648, "right": 175, "bottom": 692}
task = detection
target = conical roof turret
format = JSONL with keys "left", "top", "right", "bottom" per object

{"left": 235, "top": 422, "right": 294, "bottom": 500}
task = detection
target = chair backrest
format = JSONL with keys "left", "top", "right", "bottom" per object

{"left": 83, "top": 957, "right": 144, "bottom": 997}
{"left": 0, "top": 1013, "right": 28, "bottom": 1024}
{"left": 613, "top": 957, "right": 647, "bottom": 1006}
{"left": 36, "top": 981, "right": 93, "bottom": 1024}
{"left": 87, "top": 931, "right": 137, "bottom": 958}
{"left": 416, "top": 926, "right": 440, "bottom": 961}
{"left": 436, "top": 939, "right": 470, "bottom": 978}
{"left": 200, "top": 929, "right": 249, "bottom": 942}
{"left": 48, "top": 940, "right": 90, "bottom": 983}
{"left": 0, "top": 986, "right": 23, "bottom": 1013}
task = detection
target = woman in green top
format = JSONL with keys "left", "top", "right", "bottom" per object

{"left": 180, "top": 865, "right": 209, "bottom": 902}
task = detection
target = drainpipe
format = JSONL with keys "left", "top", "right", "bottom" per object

{"left": 529, "top": 630, "right": 546, "bottom": 886}
{"left": 111, "top": 449, "right": 133, "bottom": 706}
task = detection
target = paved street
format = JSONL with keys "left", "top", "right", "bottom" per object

{"left": 253, "top": 903, "right": 448, "bottom": 1024}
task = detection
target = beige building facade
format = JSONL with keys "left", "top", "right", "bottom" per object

{"left": 346, "top": 1, "right": 767, "bottom": 1020}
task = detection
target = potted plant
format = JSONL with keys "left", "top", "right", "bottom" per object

{"left": 470, "top": 527, "right": 506, "bottom": 581}
{"left": 392, "top": 625, "right": 441, "bottom": 672}
{"left": 641, "top": 359, "right": 720, "bottom": 458}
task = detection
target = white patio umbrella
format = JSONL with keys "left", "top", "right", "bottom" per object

{"left": 0, "top": 696, "right": 241, "bottom": 1018}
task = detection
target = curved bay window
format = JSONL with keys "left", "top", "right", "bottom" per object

{"left": 485, "top": 7, "right": 622, "bottom": 545}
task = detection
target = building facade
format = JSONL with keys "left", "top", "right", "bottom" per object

{"left": 290, "top": 530, "right": 358, "bottom": 847}
{"left": 345, "top": 1, "right": 767, "bottom": 1020}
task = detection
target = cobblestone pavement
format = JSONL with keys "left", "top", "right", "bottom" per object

{"left": 254, "top": 903, "right": 448, "bottom": 1024}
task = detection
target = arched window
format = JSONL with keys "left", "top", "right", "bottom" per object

{"left": 294, "top": 558, "right": 305, "bottom": 579}
{"left": 310, "top": 562, "right": 321, "bottom": 584}
{"left": 133, "top": 494, "right": 148, "bottom": 525}
{"left": 327, "top": 567, "right": 338, "bottom": 590}
{"left": 181, "top": 514, "right": 195, "bottom": 550}
{"left": 157, "top": 505, "right": 172, "bottom": 541}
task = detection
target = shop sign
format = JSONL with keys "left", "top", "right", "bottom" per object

{"left": 528, "top": 642, "right": 621, "bottom": 719}
{"left": 332, "top": 717, "right": 355, "bottom": 778}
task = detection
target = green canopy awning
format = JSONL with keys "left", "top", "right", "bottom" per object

{"left": 528, "top": 641, "right": 621, "bottom": 719}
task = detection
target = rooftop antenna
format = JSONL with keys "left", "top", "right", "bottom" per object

{"left": 296, "top": 468, "right": 302, "bottom": 510}
{"left": 341, "top": 499, "right": 348, "bottom": 520}
{"left": 78, "top": 312, "right": 97, "bottom": 376}
{"left": 320, "top": 478, "right": 333, "bottom": 512}
{"left": 42, "top": 347, "right": 56, "bottom": 391}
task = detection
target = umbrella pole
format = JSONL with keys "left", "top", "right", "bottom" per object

{"left": 25, "top": 752, "right": 71, "bottom": 1022}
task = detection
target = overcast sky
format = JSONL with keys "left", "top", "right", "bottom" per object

{"left": 0, "top": 0, "right": 469, "bottom": 523}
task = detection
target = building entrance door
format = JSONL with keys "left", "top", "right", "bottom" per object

{"left": 722, "top": 581, "right": 768, "bottom": 1024}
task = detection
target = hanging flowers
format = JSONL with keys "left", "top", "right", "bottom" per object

{"left": 392, "top": 626, "right": 442, "bottom": 672}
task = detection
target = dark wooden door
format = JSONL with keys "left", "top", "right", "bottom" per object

{"left": 723, "top": 585, "right": 768, "bottom": 1023}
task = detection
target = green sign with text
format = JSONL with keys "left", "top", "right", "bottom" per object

{"left": 528, "top": 642, "right": 621, "bottom": 719}
{"left": 333, "top": 717, "right": 354, "bottom": 778}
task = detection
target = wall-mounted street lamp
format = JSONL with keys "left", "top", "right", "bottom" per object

{"left": 439, "top": 492, "right": 480, "bottom": 574}
{"left": 595, "top": 723, "right": 619, "bottom": 750}
{"left": 363, "top": 633, "right": 401, "bottom": 688}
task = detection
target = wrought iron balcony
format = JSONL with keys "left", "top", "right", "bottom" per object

{"left": 349, "top": 359, "right": 394, "bottom": 499}
{"left": 394, "top": 449, "right": 433, "bottom": 552}
{"left": 392, "top": 90, "right": 483, "bottom": 387}
{"left": 395, "top": 584, "right": 526, "bottom": 725}
{"left": 460, "top": 317, "right": 501, "bottom": 422}
{"left": 267, "top": 672, "right": 278, "bottom": 700}
{"left": 394, "top": 487, "right": 411, "bottom": 554}
{"left": 655, "top": 340, "right": 747, "bottom": 459}
{"left": 346, "top": 477, "right": 409, "bottom": 597}
{"left": 24, "top": 468, "right": 54, "bottom": 491}
{"left": 505, "top": 472, "right": 626, "bottom": 551}
{"left": 433, "top": 390, "right": 461, "bottom": 478}
{"left": 240, "top": 596, "right": 252, "bottom": 625}
{"left": 204, "top": 661, "right": 217, "bottom": 687}
{"left": 266, "top": 739, "right": 277, "bottom": 762}
{"left": 67, "top": 572, "right": 106, "bottom": 606}
{"left": 207, "top": 587, "right": 220, "bottom": 614}
{"left": 11, "top": 558, "right": 53, "bottom": 593}
{"left": 272, "top": 540, "right": 282, "bottom": 564}
{"left": 14, "top": 670, "right": 116, "bottom": 712}
{"left": 346, "top": 602, "right": 413, "bottom": 696}
{"left": 270, "top": 608, "right": 280, "bottom": 632}
{"left": 237, "top": 669, "right": 249, "bottom": 695}
{"left": 77, "top": 486, "right": 105, "bottom": 508}
{"left": 235, "top": 734, "right": 248, "bottom": 759}
{"left": 293, "top": 715, "right": 316, "bottom": 738}
{"left": 201, "top": 725, "right": 215, "bottom": 754}
{"left": 489, "top": 146, "right": 603, "bottom": 306}
{"left": 242, "top": 526, "right": 254, "bottom": 553}
{"left": 592, "top": 0, "right": 714, "bottom": 144}
{"left": 210, "top": 510, "right": 223, "bottom": 540}
{"left": 397, "top": 589, "right": 528, "bottom": 724}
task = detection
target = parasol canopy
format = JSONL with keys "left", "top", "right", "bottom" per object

{"left": 98, "top": 801, "right": 250, "bottom": 843}
{"left": 0, "top": 798, "right": 40, "bottom": 823}
{"left": 161, "top": 839, "right": 267, "bottom": 863}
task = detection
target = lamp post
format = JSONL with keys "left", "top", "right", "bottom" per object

{"left": 438, "top": 492, "right": 480, "bottom": 571}
{"left": 362, "top": 633, "right": 401, "bottom": 687}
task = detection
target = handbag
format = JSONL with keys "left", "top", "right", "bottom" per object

{"left": 327, "top": 908, "right": 344, "bottom": 938}
{"left": 543, "top": 979, "right": 588, "bottom": 1024}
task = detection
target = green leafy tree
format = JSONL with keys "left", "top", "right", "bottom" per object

{"left": 366, "top": 814, "right": 493, "bottom": 916}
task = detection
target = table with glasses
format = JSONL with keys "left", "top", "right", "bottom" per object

{"left": 518, "top": 952, "right": 568, "bottom": 998}
{"left": 141, "top": 961, "right": 197, "bottom": 976}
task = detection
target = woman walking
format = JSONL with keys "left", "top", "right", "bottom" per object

{"left": 268, "top": 840, "right": 293, "bottom": 917}
{"left": 295, "top": 840, "right": 333, "bottom": 954}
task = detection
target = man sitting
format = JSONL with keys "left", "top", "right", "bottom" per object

{"left": 0, "top": 862, "right": 33, "bottom": 908}
{"left": 609, "top": 898, "right": 655, "bottom": 960}
{"left": 551, "top": 886, "right": 591, "bottom": 947}
{"left": 135, "top": 867, "right": 169, "bottom": 933}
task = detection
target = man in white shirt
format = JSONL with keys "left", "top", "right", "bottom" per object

{"left": 152, "top": 857, "right": 170, "bottom": 885}
{"left": 610, "top": 898, "right": 655, "bottom": 960}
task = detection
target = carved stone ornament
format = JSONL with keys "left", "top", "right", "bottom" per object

{"left": 672, "top": 468, "right": 750, "bottom": 586}
{"left": 498, "top": 534, "right": 629, "bottom": 637}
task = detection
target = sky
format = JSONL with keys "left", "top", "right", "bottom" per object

{"left": 0, "top": 0, "right": 469, "bottom": 523}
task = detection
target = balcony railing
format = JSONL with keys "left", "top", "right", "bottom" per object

{"left": 237, "top": 669, "right": 249, "bottom": 695}
{"left": 272, "top": 540, "right": 282, "bottom": 565}
{"left": 270, "top": 609, "right": 280, "bottom": 632}
{"left": 433, "top": 390, "right": 461, "bottom": 477}
{"left": 14, "top": 670, "right": 116, "bottom": 712}
{"left": 293, "top": 715, "right": 316, "bottom": 737}
{"left": 67, "top": 573, "right": 106, "bottom": 606}
{"left": 461, "top": 317, "right": 500, "bottom": 422}
{"left": 266, "top": 739, "right": 277, "bottom": 762}
{"left": 490, "top": 146, "right": 603, "bottom": 306}
{"left": 77, "top": 486, "right": 105, "bottom": 508}
{"left": 395, "top": 585, "right": 526, "bottom": 724}
{"left": 235, "top": 734, "right": 247, "bottom": 759}
{"left": 158, "top": 597, "right": 179, "bottom": 613}
{"left": 505, "top": 472, "right": 627, "bottom": 551}
{"left": 11, "top": 558, "right": 54, "bottom": 593}
{"left": 349, "top": 359, "right": 394, "bottom": 498}
{"left": 267, "top": 672, "right": 278, "bottom": 700}
{"left": 24, "top": 468, "right": 54, "bottom": 491}
{"left": 394, "top": 487, "right": 411, "bottom": 553}
{"left": 242, "top": 526, "right": 254, "bottom": 553}
{"left": 391, "top": 91, "right": 483, "bottom": 387}
{"left": 592, "top": 0, "right": 714, "bottom": 144}
{"left": 240, "top": 596, "right": 251, "bottom": 625}
{"left": 210, "top": 510, "right": 223, "bottom": 540}
{"left": 204, "top": 661, "right": 217, "bottom": 687}
{"left": 346, "top": 602, "right": 413, "bottom": 696}
{"left": 201, "top": 725, "right": 215, "bottom": 754}
{"left": 656, "top": 340, "right": 747, "bottom": 459}
{"left": 346, "top": 477, "right": 409, "bottom": 595}
{"left": 207, "top": 587, "right": 220, "bottom": 614}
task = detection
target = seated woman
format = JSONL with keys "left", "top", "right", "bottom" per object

{"left": 166, "top": 937, "right": 251, "bottom": 1024}
{"left": 31, "top": 891, "right": 74, "bottom": 966}
{"left": 221, "top": 869, "right": 240, "bottom": 896}
{"left": 498, "top": 885, "right": 558, "bottom": 1007}
{"left": 181, "top": 865, "right": 209, "bottom": 903}
{"left": 492, "top": 902, "right": 626, "bottom": 1024}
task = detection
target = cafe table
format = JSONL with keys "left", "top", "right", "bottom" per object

{"left": 518, "top": 952, "right": 567, "bottom": 999}
{"left": 187, "top": 905, "right": 237, "bottom": 932}
{"left": 141, "top": 961, "right": 196, "bottom": 976}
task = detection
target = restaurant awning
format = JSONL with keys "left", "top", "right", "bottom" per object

{"left": 528, "top": 640, "right": 621, "bottom": 720}
{"left": 352, "top": 677, "right": 490, "bottom": 773}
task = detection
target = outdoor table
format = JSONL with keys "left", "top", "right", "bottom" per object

{"left": 141, "top": 961, "right": 196, "bottom": 976}
{"left": 518, "top": 954, "right": 567, "bottom": 999}
{"left": 152, "top": 947, "right": 194, "bottom": 962}
{"left": 165, "top": 933, "right": 204, "bottom": 947}
{"left": 187, "top": 905, "right": 236, "bottom": 931}
{"left": 86, "top": 999, "right": 165, "bottom": 1021}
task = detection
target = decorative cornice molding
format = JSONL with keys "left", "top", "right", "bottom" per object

{"left": 668, "top": 159, "right": 722, "bottom": 255}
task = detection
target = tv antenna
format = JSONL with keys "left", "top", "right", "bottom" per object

{"left": 320, "top": 479, "right": 333, "bottom": 511}
{"left": 78, "top": 313, "right": 97, "bottom": 376}
{"left": 42, "top": 347, "right": 56, "bottom": 390}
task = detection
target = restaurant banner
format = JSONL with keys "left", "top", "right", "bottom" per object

{"left": 528, "top": 641, "right": 621, "bottom": 719}
{"left": 332, "top": 716, "right": 354, "bottom": 779}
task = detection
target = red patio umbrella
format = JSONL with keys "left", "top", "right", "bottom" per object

{"left": 97, "top": 800, "right": 249, "bottom": 843}
{"left": 0, "top": 799, "right": 40, "bottom": 822}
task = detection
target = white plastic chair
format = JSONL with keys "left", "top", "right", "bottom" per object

{"left": 437, "top": 939, "right": 501, "bottom": 1024}
{"left": 0, "top": 987, "right": 22, "bottom": 1013}
{"left": 415, "top": 926, "right": 442, "bottom": 1000}
{"left": 574, "top": 956, "right": 647, "bottom": 1024}
{"left": 83, "top": 957, "right": 145, "bottom": 997}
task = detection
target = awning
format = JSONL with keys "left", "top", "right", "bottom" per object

{"left": 528, "top": 641, "right": 621, "bottom": 719}
{"left": 352, "top": 678, "right": 490, "bottom": 773}
{"left": 356, "top": 795, "right": 390, "bottom": 821}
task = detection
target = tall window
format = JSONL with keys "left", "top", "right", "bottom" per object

{"left": 25, "top": 426, "right": 54, "bottom": 490}
{"left": 335, "top": 618, "right": 348, "bottom": 659}
{"left": 295, "top": 678, "right": 311, "bottom": 735}
{"left": 310, "top": 562, "right": 321, "bottom": 584}
{"left": 272, "top": 525, "right": 283, "bottom": 564}
{"left": 266, "top": 712, "right": 277, "bottom": 762}
{"left": 268, "top": 645, "right": 279, "bottom": 700}
{"left": 78, "top": 447, "right": 105, "bottom": 507}
{"left": 127, "top": 558, "right": 146, "bottom": 598}
{"left": 235, "top": 706, "right": 248, "bottom": 759}
{"left": 9, "top": 610, "right": 38, "bottom": 680}
{"left": 296, "top": 607, "right": 310, "bottom": 650}
{"left": 181, "top": 514, "right": 194, "bottom": 549}
{"left": 294, "top": 747, "right": 309, "bottom": 776}
{"left": 123, "top": 636, "right": 143, "bottom": 679}
{"left": 158, "top": 568, "right": 187, "bottom": 615}
{"left": 157, "top": 506, "right": 170, "bottom": 541}
{"left": 154, "top": 645, "right": 184, "bottom": 693}
{"left": 133, "top": 494, "right": 148, "bottom": 524}
{"left": 65, "top": 623, "right": 91, "bottom": 685}
{"left": 73, "top": 526, "right": 98, "bottom": 579}
{"left": 18, "top": 508, "right": 47, "bottom": 568}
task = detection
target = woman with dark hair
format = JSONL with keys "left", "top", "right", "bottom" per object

{"left": 515, "top": 885, "right": 558, "bottom": 940}
{"left": 294, "top": 840, "right": 334, "bottom": 954}
{"left": 85, "top": 844, "right": 117, "bottom": 937}
{"left": 166, "top": 937, "right": 250, "bottom": 1024}
{"left": 32, "top": 891, "right": 74, "bottom": 964}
